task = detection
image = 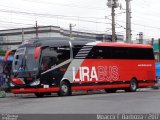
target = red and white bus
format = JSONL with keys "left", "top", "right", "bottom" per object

{"left": 5, "top": 37, "right": 156, "bottom": 97}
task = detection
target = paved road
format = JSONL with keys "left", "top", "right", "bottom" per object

{"left": 0, "top": 89, "right": 160, "bottom": 114}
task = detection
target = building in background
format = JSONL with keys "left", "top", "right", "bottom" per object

{"left": 0, "top": 25, "right": 124, "bottom": 51}
{"left": 1, "top": 25, "right": 160, "bottom": 62}
{"left": 0, "top": 26, "right": 124, "bottom": 50}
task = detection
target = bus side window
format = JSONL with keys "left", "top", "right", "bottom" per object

{"left": 57, "top": 46, "right": 70, "bottom": 64}
{"left": 93, "top": 47, "right": 104, "bottom": 59}
{"left": 73, "top": 45, "right": 83, "bottom": 58}
{"left": 97, "top": 49, "right": 103, "bottom": 59}
{"left": 86, "top": 46, "right": 104, "bottom": 59}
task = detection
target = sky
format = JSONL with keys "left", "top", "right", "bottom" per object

{"left": 0, "top": 0, "right": 159, "bottom": 40}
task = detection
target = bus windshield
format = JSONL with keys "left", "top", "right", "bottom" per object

{"left": 12, "top": 47, "right": 39, "bottom": 74}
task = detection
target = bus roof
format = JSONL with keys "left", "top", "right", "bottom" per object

{"left": 20, "top": 37, "right": 96, "bottom": 47}
{"left": 96, "top": 42, "right": 153, "bottom": 49}
{"left": 20, "top": 37, "right": 152, "bottom": 49}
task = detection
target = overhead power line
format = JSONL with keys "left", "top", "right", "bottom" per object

{"left": 0, "top": 7, "right": 159, "bottom": 35}
{"left": 21, "top": 0, "right": 108, "bottom": 11}
{"left": 0, "top": 9, "right": 112, "bottom": 25}
{"left": 0, "top": 20, "right": 34, "bottom": 26}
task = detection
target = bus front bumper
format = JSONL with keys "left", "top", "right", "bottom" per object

{"left": 12, "top": 87, "right": 60, "bottom": 94}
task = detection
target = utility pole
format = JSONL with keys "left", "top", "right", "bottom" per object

{"left": 69, "top": 24, "right": 76, "bottom": 38}
{"left": 158, "top": 39, "right": 160, "bottom": 62}
{"left": 69, "top": 24, "right": 72, "bottom": 38}
{"left": 35, "top": 21, "right": 38, "bottom": 38}
{"left": 22, "top": 28, "right": 24, "bottom": 43}
{"left": 107, "top": 0, "right": 120, "bottom": 42}
{"left": 126, "top": 0, "right": 132, "bottom": 43}
{"left": 111, "top": 2, "right": 116, "bottom": 42}
{"left": 151, "top": 38, "right": 154, "bottom": 46}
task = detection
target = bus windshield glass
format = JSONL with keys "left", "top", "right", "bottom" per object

{"left": 12, "top": 47, "right": 38, "bottom": 74}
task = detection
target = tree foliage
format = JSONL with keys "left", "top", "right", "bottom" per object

{"left": 0, "top": 49, "right": 6, "bottom": 56}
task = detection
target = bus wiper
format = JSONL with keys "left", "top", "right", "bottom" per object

{"left": 18, "top": 57, "right": 26, "bottom": 72}
{"left": 23, "top": 57, "right": 27, "bottom": 71}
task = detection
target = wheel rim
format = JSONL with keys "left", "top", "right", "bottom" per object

{"left": 61, "top": 84, "right": 68, "bottom": 93}
{"left": 131, "top": 81, "right": 137, "bottom": 90}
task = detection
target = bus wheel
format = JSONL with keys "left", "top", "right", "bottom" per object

{"left": 105, "top": 89, "right": 117, "bottom": 93}
{"left": 58, "top": 81, "right": 71, "bottom": 96}
{"left": 125, "top": 79, "right": 137, "bottom": 92}
{"left": 35, "top": 93, "right": 44, "bottom": 98}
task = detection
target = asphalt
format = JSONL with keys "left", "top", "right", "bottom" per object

{"left": 0, "top": 88, "right": 160, "bottom": 114}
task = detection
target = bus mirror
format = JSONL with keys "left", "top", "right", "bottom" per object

{"left": 16, "top": 55, "right": 19, "bottom": 59}
{"left": 4, "top": 50, "right": 12, "bottom": 62}
{"left": 34, "top": 47, "right": 41, "bottom": 60}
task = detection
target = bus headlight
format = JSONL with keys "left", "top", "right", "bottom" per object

{"left": 30, "top": 80, "right": 40, "bottom": 86}
{"left": 10, "top": 82, "right": 15, "bottom": 87}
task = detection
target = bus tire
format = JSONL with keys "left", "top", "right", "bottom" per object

{"left": 125, "top": 79, "right": 137, "bottom": 92}
{"left": 105, "top": 89, "right": 117, "bottom": 93}
{"left": 35, "top": 93, "right": 44, "bottom": 98}
{"left": 58, "top": 81, "right": 72, "bottom": 96}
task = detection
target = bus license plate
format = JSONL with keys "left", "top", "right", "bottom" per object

{"left": 44, "top": 85, "right": 49, "bottom": 88}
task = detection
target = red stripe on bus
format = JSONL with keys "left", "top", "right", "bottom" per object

{"left": 12, "top": 87, "right": 60, "bottom": 94}
{"left": 138, "top": 83, "right": 155, "bottom": 87}
{"left": 71, "top": 84, "right": 130, "bottom": 91}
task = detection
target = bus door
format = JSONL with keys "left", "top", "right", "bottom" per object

{"left": 4, "top": 50, "right": 15, "bottom": 88}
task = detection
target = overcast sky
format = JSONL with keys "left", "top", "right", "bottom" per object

{"left": 0, "top": 0, "right": 159, "bottom": 40}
